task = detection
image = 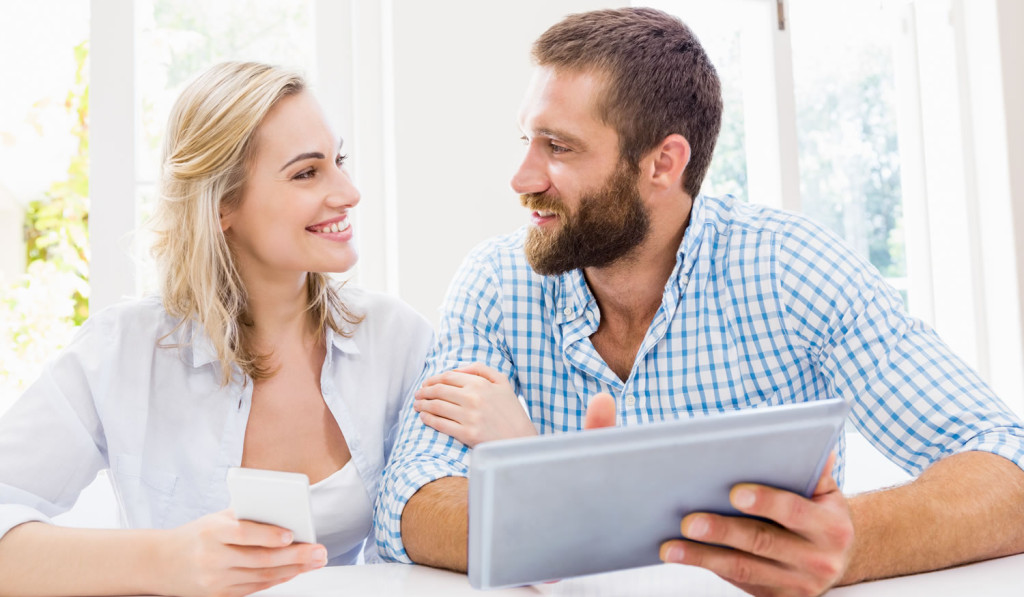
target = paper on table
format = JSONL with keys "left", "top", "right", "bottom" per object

{"left": 533, "top": 564, "right": 749, "bottom": 597}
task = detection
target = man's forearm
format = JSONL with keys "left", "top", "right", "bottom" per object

{"left": 401, "top": 476, "right": 470, "bottom": 571}
{"left": 842, "top": 451, "right": 1024, "bottom": 585}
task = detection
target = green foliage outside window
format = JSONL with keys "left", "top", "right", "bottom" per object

{"left": 0, "top": 41, "right": 89, "bottom": 406}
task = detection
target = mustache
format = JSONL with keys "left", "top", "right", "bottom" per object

{"left": 520, "top": 193, "right": 563, "bottom": 214}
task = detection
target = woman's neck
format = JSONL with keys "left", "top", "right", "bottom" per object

{"left": 242, "top": 272, "right": 318, "bottom": 351}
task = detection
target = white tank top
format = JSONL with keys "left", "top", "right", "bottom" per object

{"left": 309, "top": 460, "right": 374, "bottom": 565}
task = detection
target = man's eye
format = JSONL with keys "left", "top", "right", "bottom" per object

{"left": 550, "top": 142, "right": 569, "bottom": 154}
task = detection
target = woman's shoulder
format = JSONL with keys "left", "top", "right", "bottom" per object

{"left": 81, "top": 295, "right": 182, "bottom": 339}
{"left": 336, "top": 285, "right": 432, "bottom": 336}
{"left": 47, "top": 296, "right": 187, "bottom": 383}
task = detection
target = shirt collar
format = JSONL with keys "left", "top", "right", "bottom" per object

{"left": 188, "top": 318, "right": 361, "bottom": 369}
{"left": 554, "top": 268, "right": 593, "bottom": 325}
{"left": 325, "top": 325, "right": 361, "bottom": 356}
{"left": 679, "top": 193, "right": 708, "bottom": 269}
{"left": 190, "top": 322, "right": 218, "bottom": 368}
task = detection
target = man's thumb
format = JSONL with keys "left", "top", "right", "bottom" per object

{"left": 583, "top": 393, "right": 617, "bottom": 429}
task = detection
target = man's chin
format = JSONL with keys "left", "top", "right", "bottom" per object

{"left": 524, "top": 233, "right": 570, "bottom": 276}
{"left": 525, "top": 254, "right": 573, "bottom": 276}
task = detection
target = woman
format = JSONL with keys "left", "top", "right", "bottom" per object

{"left": 0, "top": 62, "right": 433, "bottom": 596}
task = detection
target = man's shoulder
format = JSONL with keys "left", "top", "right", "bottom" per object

{"left": 442, "top": 227, "right": 559, "bottom": 318}
{"left": 458, "top": 226, "right": 544, "bottom": 286}
{"left": 464, "top": 226, "right": 530, "bottom": 266}
{"left": 701, "top": 194, "right": 822, "bottom": 238}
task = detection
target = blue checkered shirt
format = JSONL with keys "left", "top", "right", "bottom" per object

{"left": 374, "top": 194, "right": 1024, "bottom": 562}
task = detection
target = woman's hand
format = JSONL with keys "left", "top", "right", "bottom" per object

{"left": 414, "top": 363, "right": 537, "bottom": 447}
{"left": 160, "top": 509, "right": 327, "bottom": 597}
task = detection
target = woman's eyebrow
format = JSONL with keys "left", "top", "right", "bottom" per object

{"left": 279, "top": 151, "right": 325, "bottom": 172}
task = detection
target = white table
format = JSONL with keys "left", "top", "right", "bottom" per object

{"left": 255, "top": 553, "right": 1024, "bottom": 596}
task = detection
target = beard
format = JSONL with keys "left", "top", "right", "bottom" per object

{"left": 521, "top": 160, "right": 651, "bottom": 276}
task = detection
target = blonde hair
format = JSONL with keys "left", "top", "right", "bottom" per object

{"left": 150, "top": 61, "right": 359, "bottom": 385}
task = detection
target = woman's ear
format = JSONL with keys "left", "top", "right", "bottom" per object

{"left": 220, "top": 209, "right": 232, "bottom": 233}
{"left": 648, "top": 134, "right": 691, "bottom": 193}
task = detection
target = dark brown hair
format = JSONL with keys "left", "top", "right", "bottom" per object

{"left": 532, "top": 7, "right": 723, "bottom": 197}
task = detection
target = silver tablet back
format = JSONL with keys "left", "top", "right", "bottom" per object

{"left": 468, "top": 398, "right": 849, "bottom": 589}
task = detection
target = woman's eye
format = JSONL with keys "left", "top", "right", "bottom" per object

{"left": 336, "top": 153, "right": 348, "bottom": 167}
{"left": 293, "top": 168, "right": 315, "bottom": 180}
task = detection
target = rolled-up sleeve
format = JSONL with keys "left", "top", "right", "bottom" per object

{"left": 374, "top": 247, "right": 519, "bottom": 562}
{"left": 0, "top": 319, "right": 108, "bottom": 540}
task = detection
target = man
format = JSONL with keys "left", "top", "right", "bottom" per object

{"left": 375, "top": 7, "right": 1024, "bottom": 595}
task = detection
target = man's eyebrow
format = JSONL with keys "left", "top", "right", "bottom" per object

{"left": 536, "top": 128, "right": 586, "bottom": 149}
{"left": 278, "top": 138, "right": 345, "bottom": 172}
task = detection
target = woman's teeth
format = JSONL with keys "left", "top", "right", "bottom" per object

{"left": 312, "top": 219, "right": 350, "bottom": 233}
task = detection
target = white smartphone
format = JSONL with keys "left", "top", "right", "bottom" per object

{"left": 226, "top": 467, "right": 317, "bottom": 544}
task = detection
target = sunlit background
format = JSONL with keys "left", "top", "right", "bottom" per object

{"left": 1, "top": 1, "right": 1023, "bottom": 516}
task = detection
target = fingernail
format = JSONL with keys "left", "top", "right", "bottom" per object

{"left": 663, "top": 544, "right": 684, "bottom": 562}
{"left": 685, "top": 515, "right": 709, "bottom": 538}
{"left": 312, "top": 547, "right": 327, "bottom": 565}
{"left": 281, "top": 532, "right": 293, "bottom": 544}
{"left": 734, "top": 488, "right": 756, "bottom": 509}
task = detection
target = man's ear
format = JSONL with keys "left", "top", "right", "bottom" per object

{"left": 648, "top": 134, "right": 691, "bottom": 193}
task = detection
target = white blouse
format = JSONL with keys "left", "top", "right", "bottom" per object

{"left": 0, "top": 288, "right": 433, "bottom": 564}
{"left": 310, "top": 460, "right": 373, "bottom": 565}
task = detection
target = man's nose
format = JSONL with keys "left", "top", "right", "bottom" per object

{"left": 510, "top": 148, "right": 549, "bottom": 196}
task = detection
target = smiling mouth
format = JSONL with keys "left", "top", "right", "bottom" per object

{"left": 307, "top": 217, "right": 351, "bottom": 234}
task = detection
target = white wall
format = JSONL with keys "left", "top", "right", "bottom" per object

{"left": 996, "top": 0, "right": 1024, "bottom": 390}
{"left": 962, "top": 0, "right": 1024, "bottom": 413}
{"left": 89, "top": 0, "right": 136, "bottom": 310}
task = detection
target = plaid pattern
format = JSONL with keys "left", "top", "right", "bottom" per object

{"left": 374, "top": 194, "right": 1024, "bottom": 562}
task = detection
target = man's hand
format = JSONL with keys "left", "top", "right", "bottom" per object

{"left": 659, "top": 453, "right": 854, "bottom": 597}
{"left": 583, "top": 395, "right": 852, "bottom": 596}
{"left": 414, "top": 363, "right": 537, "bottom": 447}
{"left": 583, "top": 392, "right": 617, "bottom": 429}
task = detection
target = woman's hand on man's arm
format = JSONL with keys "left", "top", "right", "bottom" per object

{"left": 413, "top": 363, "right": 537, "bottom": 448}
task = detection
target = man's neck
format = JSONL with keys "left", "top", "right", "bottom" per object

{"left": 584, "top": 215, "right": 688, "bottom": 328}
{"left": 582, "top": 216, "right": 688, "bottom": 382}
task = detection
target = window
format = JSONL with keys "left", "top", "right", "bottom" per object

{"left": 0, "top": 1, "right": 320, "bottom": 415}
{"left": 0, "top": 1, "right": 90, "bottom": 415}
{"left": 790, "top": 0, "right": 906, "bottom": 290}
{"left": 642, "top": 0, "right": 1024, "bottom": 414}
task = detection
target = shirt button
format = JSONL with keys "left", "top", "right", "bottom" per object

{"left": 625, "top": 396, "right": 636, "bottom": 408}
{"left": 680, "top": 275, "right": 689, "bottom": 286}
{"left": 563, "top": 307, "right": 572, "bottom": 316}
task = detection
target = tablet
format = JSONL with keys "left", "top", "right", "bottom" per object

{"left": 468, "top": 398, "right": 849, "bottom": 589}
{"left": 226, "top": 467, "right": 317, "bottom": 544}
